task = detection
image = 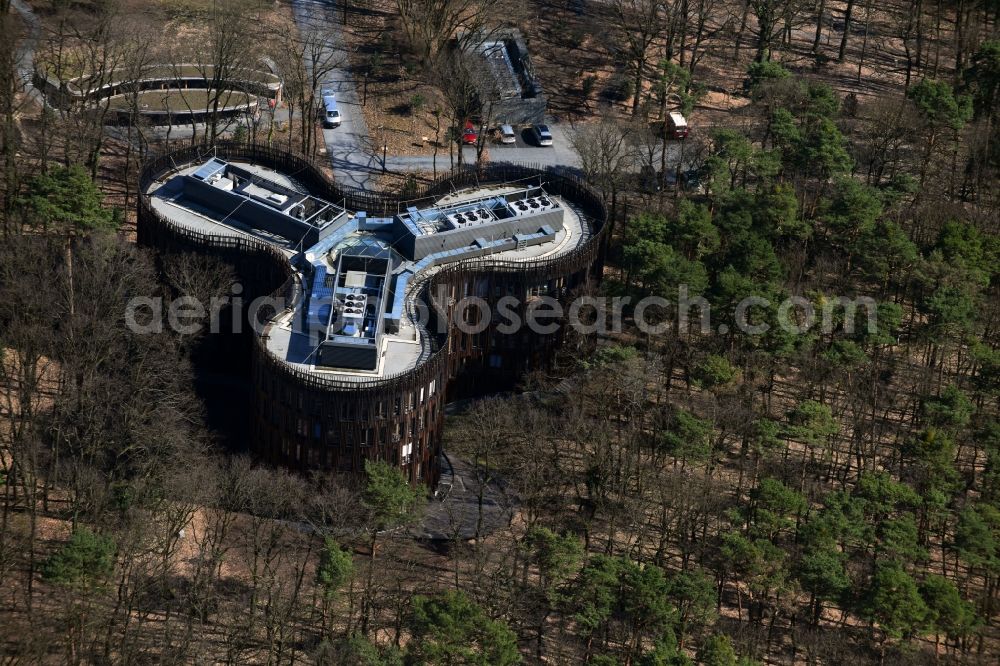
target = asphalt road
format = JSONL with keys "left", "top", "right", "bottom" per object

{"left": 291, "top": 0, "right": 377, "bottom": 189}
{"left": 16, "top": 0, "right": 684, "bottom": 188}
{"left": 292, "top": 0, "right": 585, "bottom": 189}
{"left": 12, "top": 0, "right": 42, "bottom": 106}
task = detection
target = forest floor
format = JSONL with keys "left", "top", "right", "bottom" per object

{"left": 3, "top": 0, "right": 996, "bottom": 663}
{"left": 339, "top": 0, "right": 957, "bottom": 165}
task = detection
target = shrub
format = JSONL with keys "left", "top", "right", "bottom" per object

{"left": 604, "top": 72, "right": 634, "bottom": 103}
{"left": 743, "top": 61, "right": 790, "bottom": 94}
{"left": 42, "top": 528, "right": 115, "bottom": 589}
{"left": 692, "top": 354, "right": 740, "bottom": 390}
{"left": 402, "top": 175, "right": 420, "bottom": 199}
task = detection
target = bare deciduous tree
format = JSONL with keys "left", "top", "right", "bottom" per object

{"left": 570, "top": 113, "right": 637, "bottom": 219}
{"left": 189, "top": 0, "right": 262, "bottom": 146}
{"left": 276, "top": 17, "right": 345, "bottom": 159}
{"left": 609, "top": 0, "right": 665, "bottom": 115}
{"left": 395, "top": 0, "right": 519, "bottom": 67}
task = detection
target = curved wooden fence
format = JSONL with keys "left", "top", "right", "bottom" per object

{"left": 34, "top": 65, "right": 282, "bottom": 110}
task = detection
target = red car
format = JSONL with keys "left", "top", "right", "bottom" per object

{"left": 462, "top": 120, "right": 478, "bottom": 145}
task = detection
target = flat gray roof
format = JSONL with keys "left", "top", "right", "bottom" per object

{"left": 147, "top": 164, "right": 592, "bottom": 381}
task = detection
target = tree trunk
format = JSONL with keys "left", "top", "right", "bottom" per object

{"left": 838, "top": 0, "right": 856, "bottom": 61}
{"left": 734, "top": 1, "right": 750, "bottom": 60}
{"left": 813, "top": 0, "right": 826, "bottom": 52}
{"left": 631, "top": 57, "right": 646, "bottom": 116}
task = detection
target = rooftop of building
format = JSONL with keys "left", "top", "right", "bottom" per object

{"left": 465, "top": 29, "right": 542, "bottom": 102}
{"left": 145, "top": 159, "right": 592, "bottom": 381}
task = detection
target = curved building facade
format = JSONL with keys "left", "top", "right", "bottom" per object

{"left": 137, "top": 143, "right": 608, "bottom": 485}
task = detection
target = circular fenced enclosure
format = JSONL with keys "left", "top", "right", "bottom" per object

{"left": 34, "top": 64, "right": 281, "bottom": 126}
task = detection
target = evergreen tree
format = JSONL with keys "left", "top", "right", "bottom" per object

{"left": 919, "top": 574, "right": 978, "bottom": 652}
{"left": 797, "top": 544, "right": 849, "bottom": 625}
{"left": 696, "top": 633, "right": 738, "bottom": 666}
{"left": 42, "top": 528, "right": 115, "bottom": 590}
{"left": 19, "top": 165, "right": 117, "bottom": 234}
{"left": 862, "top": 560, "right": 929, "bottom": 651}
{"left": 408, "top": 591, "right": 520, "bottom": 665}
{"left": 665, "top": 568, "right": 717, "bottom": 649}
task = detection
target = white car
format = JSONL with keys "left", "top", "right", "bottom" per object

{"left": 532, "top": 124, "right": 553, "bottom": 146}
{"left": 321, "top": 90, "right": 341, "bottom": 128}
{"left": 499, "top": 124, "right": 516, "bottom": 144}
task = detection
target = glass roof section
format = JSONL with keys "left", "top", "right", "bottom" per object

{"left": 336, "top": 235, "right": 395, "bottom": 260}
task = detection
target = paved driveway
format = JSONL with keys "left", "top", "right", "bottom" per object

{"left": 289, "top": 2, "right": 701, "bottom": 187}
{"left": 12, "top": 0, "right": 43, "bottom": 106}
{"left": 292, "top": 0, "right": 378, "bottom": 189}
{"left": 293, "top": 0, "right": 586, "bottom": 187}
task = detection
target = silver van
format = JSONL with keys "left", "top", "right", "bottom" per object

{"left": 321, "top": 91, "right": 341, "bottom": 128}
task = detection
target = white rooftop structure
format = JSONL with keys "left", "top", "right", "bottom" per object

{"left": 146, "top": 162, "right": 593, "bottom": 380}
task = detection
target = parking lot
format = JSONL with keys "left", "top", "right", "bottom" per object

{"left": 297, "top": 0, "right": 690, "bottom": 186}
{"left": 472, "top": 122, "right": 582, "bottom": 170}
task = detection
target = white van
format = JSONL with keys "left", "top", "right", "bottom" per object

{"left": 321, "top": 91, "right": 341, "bottom": 128}
{"left": 667, "top": 111, "right": 688, "bottom": 139}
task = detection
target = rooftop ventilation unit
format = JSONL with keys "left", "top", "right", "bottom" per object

{"left": 453, "top": 208, "right": 489, "bottom": 226}
{"left": 517, "top": 196, "right": 557, "bottom": 213}
{"left": 511, "top": 199, "right": 531, "bottom": 216}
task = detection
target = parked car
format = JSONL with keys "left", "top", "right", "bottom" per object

{"left": 682, "top": 168, "right": 706, "bottom": 194}
{"left": 462, "top": 120, "right": 478, "bottom": 144}
{"left": 498, "top": 124, "right": 516, "bottom": 144}
{"left": 531, "top": 124, "right": 553, "bottom": 146}
{"left": 666, "top": 111, "right": 688, "bottom": 139}
{"left": 321, "top": 90, "right": 341, "bottom": 128}
{"left": 638, "top": 164, "right": 705, "bottom": 194}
